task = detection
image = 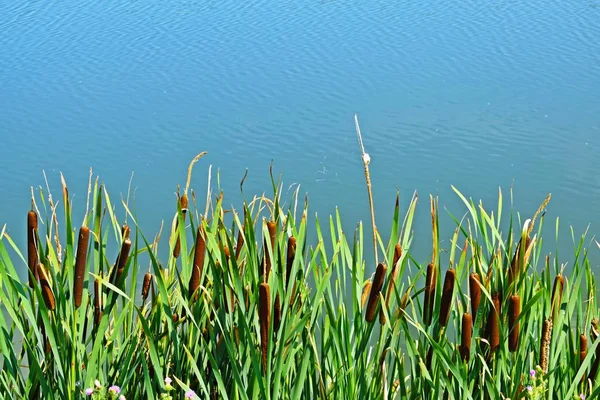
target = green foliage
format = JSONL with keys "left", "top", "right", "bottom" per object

{"left": 0, "top": 168, "right": 596, "bottom": 400}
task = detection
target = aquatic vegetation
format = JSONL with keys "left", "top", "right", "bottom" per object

{"left": 0, "top": 157, "right": 599, "bottom": 399}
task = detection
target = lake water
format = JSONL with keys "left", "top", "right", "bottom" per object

{"left": 1, "top": 0, "right": 599, "bottom": 272}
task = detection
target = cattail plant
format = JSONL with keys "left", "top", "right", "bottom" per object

{"left": 539, "top": 318, "right": 553, "bottom": 373}
{"left": 235, "top": 225, "right": 245, "bottom": 260}
{"left": 508, "top": 295, "right": 520, "bottom": 352}
{"left": 460, "top": 313, "right": 472, "bottom": 362}
{"left": 121, "top": 223, "right": 131, "bottom": 239}
{"left": 173, "top": 193, "right": 188, "bottom": 259}
{"left": 273, "top": 296, "right": 282, "bottom": 332}
{"left": 550, "top": 273, "right": 564, "bottom": 321}
{"left": 94, "top": 277, "right": 103, "bottom": 327}
{"left": 286, "top": 236, "right": 297, "bottom": 296}
{"left": 469, "top": 272, "right": 482, "bottom": 324}
{"left": 112, "top": 238, "right": 132, "bottom": 286}
{"left": 365, "top": 263, "right": 387, "bottom": 323}
{"left": 486, "top": 292, "right": 501, "bottom": 353}
{"left": 263, "top": 220, "right": 277, "bottom": 280}
{"left": 423, "top": 263, "right": 437, "bottom": 326}
{"left": 189, "top": 225, "right": 206, "bottom": 299}
{"left": 380, "top": 244, "right": 402, "bottom": 324}
{"left": 438, "top": 268, "right": 456, "bottom": 327}
{"left": 73, "top": 226, "right": 90, "bottom": 308}
{"left": 361, "top": 281, "right": 372, "bottom": 309}
{"left": 259, "top": 283, "right": 271, "bottom": 372}
{"left": 38, "top": 263, "right": 55, "bottom": 311}
{"left": 27, "top": 210, "right": 38, "bottom": 287}
{"left": 142, "top": 272, "right": 152, "bottom": 301}
{"left": 588, "top": 319, "right": 600, "bottom": 382}
{"left": 580, "top": 333, "right": 588, "bottom": 368}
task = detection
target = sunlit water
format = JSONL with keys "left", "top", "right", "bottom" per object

{"left": 1, "top": 0, "right": 599, "bottom": 276}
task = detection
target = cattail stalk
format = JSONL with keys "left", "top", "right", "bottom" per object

{"left": 38, "top": 263, "right": 55, "bottom": 311}
{"left": 73, "top": 226, "right": 90, "bottom": 308}
{"left": 460, "top": 313, "right": 472, "bottom": 362}
{"left": 173, "top": 194, "right": 188, "bottom": 259}
{"left": 487, "top": 292, "right": 501, "bottom": 353}
{"left": 380, "top": 244, "right": 402, "bottom": 324}
{"left": 142, "top": 272, "right": 152, "bottom": 301}
{"left": 27, "top": 210, "right": 39, "bottom": 287}
{"left": 259, "top": 283, "right": 271, "bottom": 372}
{"left": 469, "top": 273, "right": 482, "bottom": 324}
{"left": 112, "top": 238, "right": 132, "bottom": 286}
{"left": 264, "top": 221, "right": 277, "bottom": 280}
{"left": 423, "top": 263, "right": 437, "bottom": 326}
{"left": 438, "top": 269, "right": 456, "bottom": 327}
{"left": 508, "top": 295, "right": 520, "bottom": 352}
{"left": 365, "top": 263, "right": 387, "bottom": 322}
{"left": 539, "top": 318, "right": 553, "bottom": 373}
{"left": 189, "top": 225, "right": 206, "bottom": 298}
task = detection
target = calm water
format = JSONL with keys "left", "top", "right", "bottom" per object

{"left": 1, "top": 0, "right": 599, "bottom": 272}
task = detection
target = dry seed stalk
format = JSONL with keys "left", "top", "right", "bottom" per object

{"left": 365, "top": 263, "right": 387, "bottom": 322}
{"left": 27, "top": 210, "right": 39, "bottom": 287}
{"left": 438, "top": 268, "right": 456, "bottom": 327}
{"left": 380, "top": 244, "right": 402, "bottom": 324}
{"left": 539, "top": 318, "right": 553, "bottom": 373}
{"left": 460, "top": 313, "right": 472, "bottom": 362}
{"left": 508, "top": 295, "right": 520, "bottom": 352}
{"left": 173, "top": 193, "right": 188, "bottom": 259}
{"left": 38, "top": 263, "right": 55, "bottom": 311}
{"left": 259, "top": 283, "right": 271, "bottom": 372}
{"left": 189, "top": 225, "right": 206, "bottom": 298}
{"left": 73, "top": 226, "right": 90, "bottom": 308}
{"left": 423, "top": 263, "right": 437, "bottom": 326}
{"left": 469, "top": 272, "right": 482, "bottom": 324}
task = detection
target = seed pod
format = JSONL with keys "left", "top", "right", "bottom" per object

{"left": 365, "top": 263, "right": 387, "bottom": 322}
{"left": 172, "top": 312, "right": 179, "bottom": 323}
{"left": 361, "top": 281, "right": 372, "bottom": 309}
{"left": 550, "top": 274, "right": 565, "bottom": 319}
{"left": 235, "top": 225, "right": 245, "bottom": 260}
{"left": 37, "top": 263, "right": 55, "bottom": 311}
{"left": 580, "top": 334, "right": 588, "bottom": 366}
{"left": 173, "top": 194, "right": 188, "bottom": 259}
{"left": 142, "top": 272, "right": 152, "bottom": 301}
{"left": 121, "top": 224, "right": 130, "bottom": 239}
{"left": 469, "top": 273, "right": 482, "bottom": 323}
{"left": 539, "top": 318, "right": 553, "bottom": 373}
{"left": 381, "top": 244, "right": 402, "bottom": 324}
{"left": 113, "top": 238, "right": 132, "bottom": 286}
{"left": 423, "top": 263, "right": 437, "bottom": 326}
{"left": 27, "top": 210, "right": 39, "bottom": 287}
{"left": 259, "top": 283, "right": 271, "bottom": 372}
{"left": 508, "top": 295, "right": 520, "bottom": 352}
{"left": 189, "top": 225, "right": 206, "bottom": 298}
{"left": 73, "top": 226, "right": 90, "bottom": 308}
{"left": 459, "top": 313, "right": 472, "bottom": 362}
{"left": 438, "top": 269, "right": 456, "bottom": 327}
{"left": 264, "top": 221, "right": 277, "bottom": 280}
{"left": 486, "top": 292, "right": 500, "bottom": 353}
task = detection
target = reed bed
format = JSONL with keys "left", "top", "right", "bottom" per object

{"left": 0, "top": 164, "right": 598, "bottom": 400}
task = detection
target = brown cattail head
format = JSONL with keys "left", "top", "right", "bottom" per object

{"left": 550, "top": 274, "right": 565, "bottom": 319}
{"left": 460, "top": 313, "right": 473, "bottom": 362}
{"left": 94, "top": 278, "right": 102, "bottom": 326}
{"left": 539, "top": 318, "right": 553, "bottom": 373}
{"left": 487, "top": 292, "right": 501, "bottom": 353}
{"left": 365, "top": 263, "right": 387, "bottom": 322}
{"left": 274, "top": 294, "right": 282, "bottom": 332}
{"left": 189, "top": 225, "right": 206, "bottom": 299}
{"left": 423, "top": 263, "right": 437, "bottom": 326}
{"left": 438, "top": 269, "right": 456, "bottom": 327}
{"left": 38, "top": 263, "right": 55, "bottom": 311}
{"left": 469, "top": 273, "right": 482, "bottom": 323}
{"left": 508, "top": 295, "right": 521, "bottom": 352}
{"left": 27, "top": 210, "right": 39, "bottom": 287}
{"left": 263, "top": 221, "right": 277, "bottom": 280}
{"left": 235, "top": 225, "right": 245, "bottom": 260}
{"left": 73, "top": 226, "right": 90, "bottom": 308}
{"left": 580, "top": 334, "right": 588, "bottom": 366}
{"left": 259, "top": 283, "right": 271, "bottom": 372}
{"left": 380, "top": 244, "right": 402, "bottom": 324}
{"left": 172, "top": 194, "right": 188, "bottom": 259}
{"left": 113, "top": 238, "right": 132, "bottom": 286}
{"left": 286, "top": 236, "right": 297, "bottom": 306}
{"left": 121, "top": 224, "right": 131, "bottom": 239}
{"left": 361, "top": 281, "right": 372, "bottom": 309}
{"left": 142, "top": 272, "right": 152, "bottom": 301}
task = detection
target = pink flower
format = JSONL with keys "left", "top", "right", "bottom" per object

{"left": 165, "top": 377, "right": 172, "bottom": 385}
{"left": 94, "top": 380, "right": 101, "bottom": 388}
{"left": 85, "top": 388, "right": 94, "bottom": 396}
{"left": 185, "top": 390, "right": 196, "bottom": 399}
{"left": 529, "top": 369, "right": 536, "bottom": 378}
{"left": 108, "top": 385, "right": 121, "bottom": 394}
